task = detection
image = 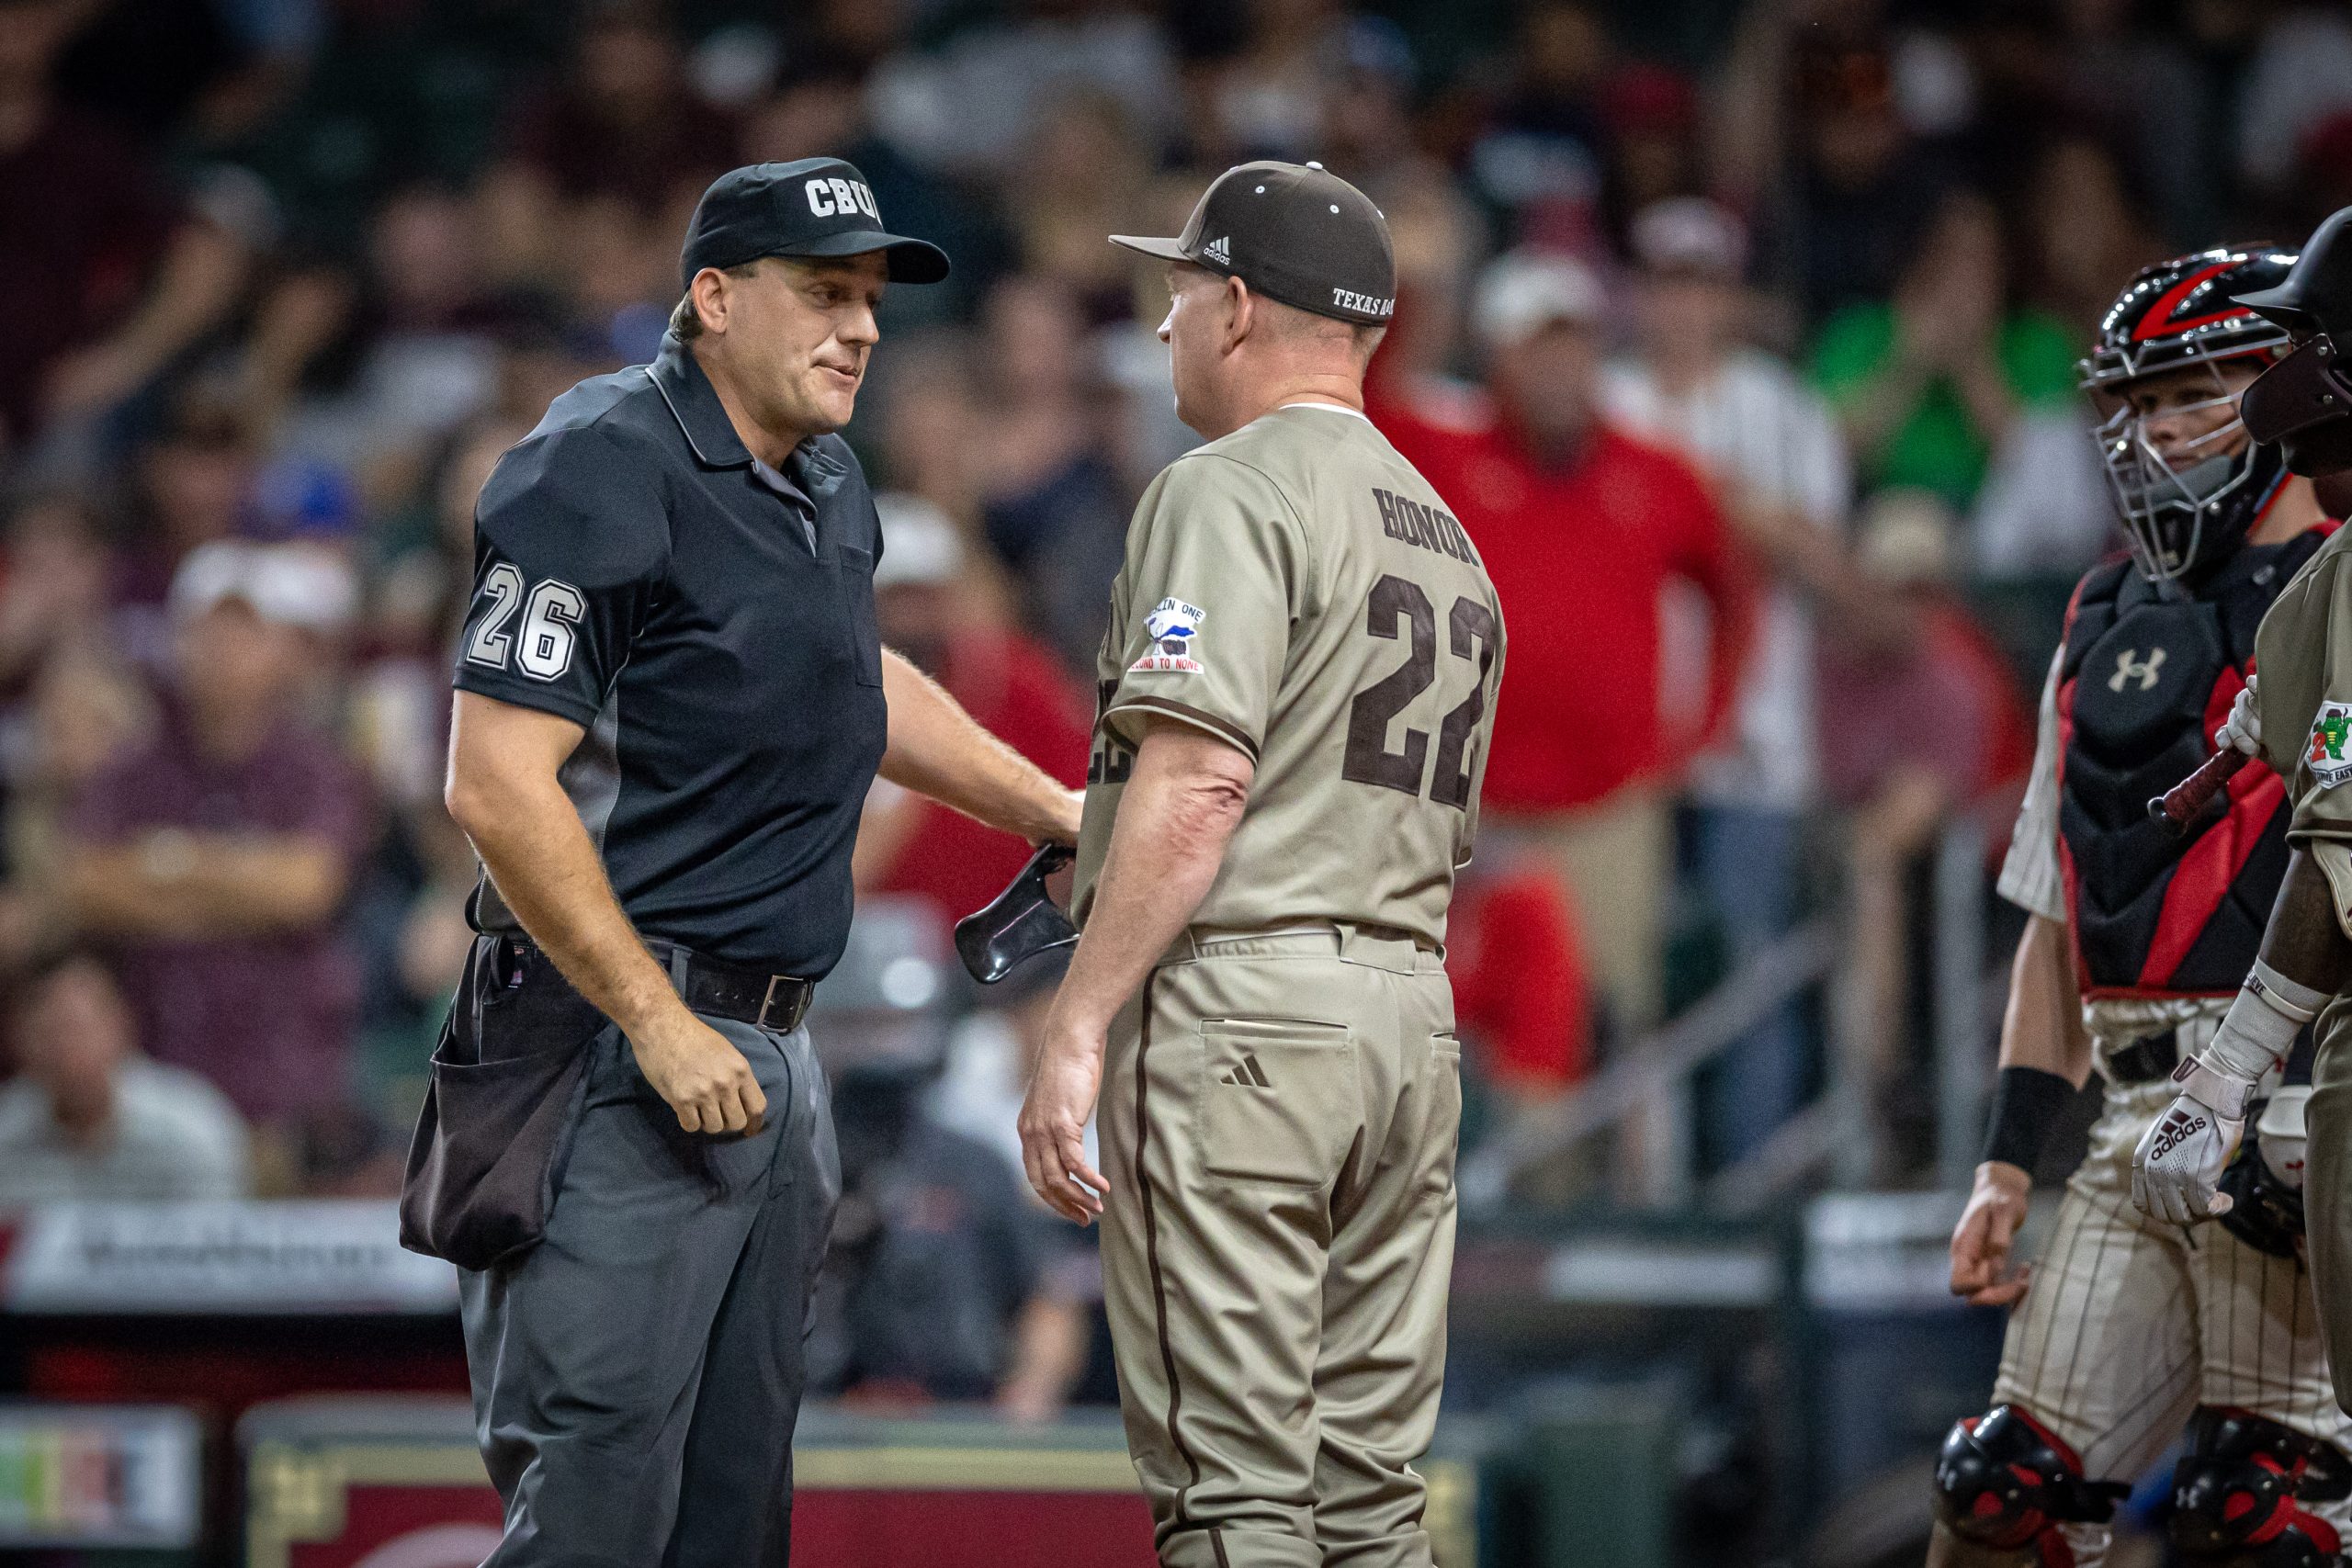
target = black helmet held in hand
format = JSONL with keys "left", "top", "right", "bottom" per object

{"left": 2080, "top": 245, "right": 2297, "bottom": 583}
{"left": 2237, "top": 206, "right": 2352, "bottom": 478}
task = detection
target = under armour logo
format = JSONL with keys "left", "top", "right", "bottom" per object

{"left": 1218, "top": 1053, "right": 1272, "bottom": 1089}
{"left": 1203, "top": 234, "right": 1231, "bottom": 266}
{"left": 2109, "top": 647, "right": 2167, "bottom": 694}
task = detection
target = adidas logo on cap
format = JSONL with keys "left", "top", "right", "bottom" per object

{"left": 1203, "top": 234, "right": 1231, "bottom": 266}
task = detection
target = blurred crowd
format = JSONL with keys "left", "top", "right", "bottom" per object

{"left": 3, "top": 0, "right": 2349, "bottom": 1412}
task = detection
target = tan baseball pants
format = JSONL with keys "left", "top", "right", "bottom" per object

{"left": 1099, "top": 923, "right": 1461, "bottom": 1568}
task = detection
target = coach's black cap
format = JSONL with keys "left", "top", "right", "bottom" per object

{"left": 680, "top": 158, "right": 950, "bottom": 289}
{"left": 1112, "top": 161, "right": 1396, "bottom": 327}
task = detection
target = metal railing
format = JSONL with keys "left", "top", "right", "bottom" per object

{"left": 1458, "top": 811, "right": 2006, "bottom": 1216}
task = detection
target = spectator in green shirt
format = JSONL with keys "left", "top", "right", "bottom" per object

{"left": 1810, "top": 190, "right": 2079, "bottom": 509}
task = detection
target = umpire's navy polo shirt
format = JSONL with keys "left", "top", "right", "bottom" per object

{"left": 454, "top": 332, "right": 887, "bottom": 978}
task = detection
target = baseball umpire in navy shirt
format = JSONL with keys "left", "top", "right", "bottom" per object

{"left": 401, "top": 158, "right": 1081, "bottom": 1567}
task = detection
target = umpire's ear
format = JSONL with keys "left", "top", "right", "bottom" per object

{"left": 685, "top": 266, "right": 728, "bottom": 336}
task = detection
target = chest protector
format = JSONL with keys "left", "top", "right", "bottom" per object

{"left": 2058, "top": 526, "right": 2331, "bottom": 998}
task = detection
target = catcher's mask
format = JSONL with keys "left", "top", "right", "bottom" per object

{"left": 2081, "top": 245, "right": 2296, "bottom": 583}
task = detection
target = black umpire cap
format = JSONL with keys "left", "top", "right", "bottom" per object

{"left": 1112, "top": 160, "right": 1396, "bottom": 327}
{"left": 680, "top": 157, "right": 950, "bottom": 289}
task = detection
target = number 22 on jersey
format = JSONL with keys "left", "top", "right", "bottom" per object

{"left": 1342, "top": 573, "right": 1498, "bottom": 809}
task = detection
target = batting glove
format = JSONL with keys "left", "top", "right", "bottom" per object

{"left": 2215, "top": 675, "right": 2262, "bottom": 758}
{"left": 2132, "top": 1055, "right": 2253, "bottom": 1225}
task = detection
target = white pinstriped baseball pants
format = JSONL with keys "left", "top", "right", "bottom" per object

{"left": 1989, "top": 1077, "right": 2352, "bottom": 1567}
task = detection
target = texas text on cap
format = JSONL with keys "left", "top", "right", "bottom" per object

{"left": 1111, "top": 160, "right": 1396, "bottom": 327}
{"left": 680, "top": 157, "right": 950, "bottom": 289}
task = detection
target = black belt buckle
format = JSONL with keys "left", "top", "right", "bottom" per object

{"left": 756, "top": 973, "right": 810, "bottom": 1033}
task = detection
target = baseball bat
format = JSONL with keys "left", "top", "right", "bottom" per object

{"left": 2148, "top": 749, "right": 2249, "bottom": 830}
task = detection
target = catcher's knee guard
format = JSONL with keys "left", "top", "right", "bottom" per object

{"left": 1934, "top": 1404, "right": 2130, "bottom": 1567}
{"left": 2170, "top": 1406, "right": 2351, "bottom": 1567}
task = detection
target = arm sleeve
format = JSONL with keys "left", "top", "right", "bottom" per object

{"left": 452, "top": 424, "right": 671, "bottom": 728}
{"left": 2272, "top": 556, "right": 2352, "bottom": 930}
{"left": 1996, "top": 647, "right": 2069, "bottom": 923}
{"left": 1101, "top": 455, "right": 1307, "bottom": 760}
{"left": 2281, "top": 556, "right": 2352, "bottom": 847}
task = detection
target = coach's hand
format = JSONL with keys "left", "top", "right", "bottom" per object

{"left": 2132, "top": 1057, "right": 2252, "bottom": 1224}
{"left": 632, "top": 1011, "right": 767, "bottom": 1134}
{"left": 1019, "top": 1015, "right": 1110, "bottom": 1225}
{"left": 1950, "top": 1160, "right": 2033, "bottom": 1306}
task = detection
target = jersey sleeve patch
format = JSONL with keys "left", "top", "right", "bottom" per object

{"left": 1129, "top": 597, "right": 1207, "bottom": 674}
{"left": 2310, "top": 701, "right": 2352, "bottom": 788}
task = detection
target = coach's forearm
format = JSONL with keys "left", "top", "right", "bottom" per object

{"left": 445, "top": 694, "right": 691, "bottom": 1040}
{"left": 878, "top": 649, "right": 1080, "bottom": 844}
{"left": 1050, "top": 725, "right": 1252, "bottom": 1041}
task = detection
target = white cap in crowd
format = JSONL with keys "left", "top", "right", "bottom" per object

{"left": 1857, "top": 489, "right": 1958, "bottom": 587}
{"left": 1629, "top": 197, "right": 1747, "bottom": 278}
{"left": 1471, "top": 250, "right": 1606, "bottom": 350}
{"left": 871, "top": 492, "right": 966, "bottom": 591}
{"left": 170, "top": 540, "right": 358, "bottom": 634}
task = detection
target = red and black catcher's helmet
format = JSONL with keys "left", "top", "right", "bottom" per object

{"left": 2080, "top": 245, "right": 2297, "bottom": 583}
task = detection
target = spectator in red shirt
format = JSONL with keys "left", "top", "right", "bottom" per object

{"left": 1383, "top": 251, "right": 1756, "bottom": 1030}
{"left": 857, "top": 495, "right": 1093, "bottom": 922}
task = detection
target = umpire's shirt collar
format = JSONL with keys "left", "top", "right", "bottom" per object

{"left": 649, "top": 332, "right": 850, "bottom": 524}
{"left": 650, "top": 333, "right": 755, "bottom": 469}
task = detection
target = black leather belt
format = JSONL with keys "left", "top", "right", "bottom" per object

{"left": 489, "top": 934, "right": 814, "bottom": 1033}
{"left": 2107, "top": 1030, "right": 2180, "bottom": 1086}
{"left": 647, "top": 942, "right": 814, "bottom": 1033}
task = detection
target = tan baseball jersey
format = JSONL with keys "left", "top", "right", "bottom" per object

{"left": 2254, "top": 523, "right": 2352, "bottom": 923}
{"left": 1073, "top": 403, "right": 1505, "bottom": 944}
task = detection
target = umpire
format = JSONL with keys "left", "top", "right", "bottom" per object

{"left": 1019, "top": 163, "right": 1505, "bottom": 1567}
{"left": 406, "top": 158, "right": 1080, "bottom": 1567}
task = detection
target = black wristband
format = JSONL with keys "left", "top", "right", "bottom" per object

{"left": 1982, "top": 1066, "right": 2075, "bottom": 1174}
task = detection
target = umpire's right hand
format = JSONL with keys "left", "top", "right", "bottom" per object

{"left": 632, "top": 1013, "right": 768, "bottom": 1134}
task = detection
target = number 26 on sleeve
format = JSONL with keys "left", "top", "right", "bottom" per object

{"left": 466, "top": 564, "right": 585, "bottom": 682}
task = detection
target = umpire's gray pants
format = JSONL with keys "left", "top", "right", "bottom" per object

{"left": 459, "top": 1014, "right": 839, "bottom": 1567}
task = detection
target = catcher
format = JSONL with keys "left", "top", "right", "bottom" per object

{"left": 1936, "top": 245, "right": 2352, "bottom": 1568}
